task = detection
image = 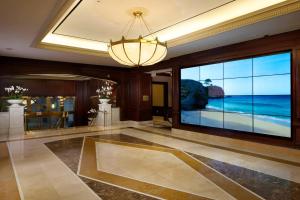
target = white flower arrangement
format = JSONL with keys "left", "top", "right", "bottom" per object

{"left": 87, "top": 108, "right": 97, "bottom": 114}
{"left": 4, "top": 85, "right": 28, "bottom": 99}
{"left": 96, "top": 81, "right": 113, "bottom": 99}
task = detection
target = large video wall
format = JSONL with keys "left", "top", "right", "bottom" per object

{"left": 180, "top": 52, "right": 291, "bottom": 138}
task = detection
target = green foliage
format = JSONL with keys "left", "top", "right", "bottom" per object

{"left": 0, "top": 98, "right": 8, "bottom": 112}
{"left": 204, "top": 79, "right": 212, "bottom": 86}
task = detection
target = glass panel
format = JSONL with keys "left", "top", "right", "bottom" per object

{"left": 25, "top": 96, "right": 75, "bottom": 130}
{"left": 49, "top": 116, "right": 60, "bottom": 128}
{"left": 64, "top": 97, "right": 75, "bottom": 112}
{"left": 200, "top": 111, "right": 223, "bottom": 128}
{"left": 67, "top": 113, "right": 74, "bottom": 127}
{"left": 200, "top": 79, "right": 223, "bottom": 111}
{"left": 224, "top": 77, "right": 252, "bottom": 96}
{"left": 50, "top": 97, "right": 60, "bottom": 111}
{"left": 31, "top": 97, "right": 46, "bottom": 112}
{"left": 253, "top": 52, "right": 290, "bottom": 76}
{"left": 200, "top": 63, "right": 223, "bottom": 80}
{"left": 254, "top": 115, "right": 291, "bottom": 137}
{"left": 181, "top": 67, "right": 199, "bottom": 81}
{"left": 224, "top": 58, "right": 252, "bottom": 78}
{"left": 253, "top": 75, "right": 290, "bottom": 116}
{"left": 27, "top": 118, "right": 40, "bottom": 130}
{"left": 224, "top": 78, "right": 252, "bottom": 114}
{"left": 181, "top": 111, "right": 200, "bottom": 125}
{"left": 206, "top": 98, "right": 223, "bottom": 111}
{"left": 224, "top": 113, "right": 252, "bottom": 132}
{"left": 181, "top": 79, "right": 207, "bottom": 110}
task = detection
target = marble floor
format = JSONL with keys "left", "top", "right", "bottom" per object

{"left": 1, "top": 123, "right": 300, "bottom": 200}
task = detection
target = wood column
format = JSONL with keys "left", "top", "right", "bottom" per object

{"left": 172, "top": 66, "right": 180, "bottom": 128}
{"left": 294, "top": 48, "right": 300, "bottom": 145}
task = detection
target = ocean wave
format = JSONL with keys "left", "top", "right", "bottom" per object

{"left": 254, "top": 115, "right": 290, "bottom": 123}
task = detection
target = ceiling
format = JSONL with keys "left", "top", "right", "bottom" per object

{"left": 53, "top": 0, "right": 232, "bottom": 42}
{"left": 0, "top": 0, "right": 300, "bottom": 67}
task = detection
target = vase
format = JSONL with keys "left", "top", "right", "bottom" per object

{"left": 7, "top": 99, "right": 23, "bottom": 107}
{"left": 99, "top": 99, "right": 110, "bottom": 104}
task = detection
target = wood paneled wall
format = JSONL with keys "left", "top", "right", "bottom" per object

{"left": 0, "top": 57, "right": 153, "bottom": 125}
{"left": 75, "top": 81, "right": 89, "bottom": 125}
{"left": 122, "top": 72, "right": 152, "bottom": 121}
{"left": 145, "top": 29, "right": 300, "bottom": 147}
{"left": 0, "top": 78, "right": 76, "bottom": 97}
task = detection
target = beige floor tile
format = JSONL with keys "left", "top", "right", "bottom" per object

{"left": 8, "top": 140, "right": 101, "bottom": 200}
{"left": 123, "top": 128, "right": 300, "bottom": 183}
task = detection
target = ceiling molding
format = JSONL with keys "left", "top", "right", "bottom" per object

{"left": 37, "top": 42, "right": 109, "bottom": 57}
{"left": 167, "top": 0, "right": 300, "bottom": 47}
{"left": 34, "top": 0, "right": 110, "bottom": 56}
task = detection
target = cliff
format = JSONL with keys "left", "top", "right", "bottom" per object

{"left": 181, "top": 79, "right": 208, "bottom": 110}
{"left": 207, "top": 86, "right": 224, "bottom": 98}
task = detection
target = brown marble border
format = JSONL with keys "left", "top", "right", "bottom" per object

{"left": 79, "top": 137, "right": 263, "bottom": 200}
{"left": 130, "top": 127, "right": 300, "bottom": 167}
{"left": 0, "top": 143, "right": 21, "bottom": 200}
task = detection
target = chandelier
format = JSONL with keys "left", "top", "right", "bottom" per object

{"left": 108, "top": 11, "right": 167, "bottom": 67}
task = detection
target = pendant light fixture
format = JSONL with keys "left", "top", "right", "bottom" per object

{"left": 108, "top": 11, "right": 167, "bottom": 67}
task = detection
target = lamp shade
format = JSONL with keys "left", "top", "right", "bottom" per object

{"left": 108, "top": 37, "right": 167, "bottom": 67}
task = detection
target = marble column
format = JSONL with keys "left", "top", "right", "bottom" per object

{"left": 9, "top": 105, "right": 25, "bottom": 135}
{"left": 111, "top": 107, "right": 120, "bottom": 124}
{"left": 96, "top": 103, "right": 112, "bottom": 126}
{"left": 0, "top": 112, "right": 9, "bottom": 135}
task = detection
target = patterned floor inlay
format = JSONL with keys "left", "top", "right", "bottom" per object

{"left": 45, "top": 132, "right": 300, "bottom": 200}
{"left": 45, "top": 136, "right": 159, "bottom": 200}
{"left": 80, "top": 137, "right": 215, "bottom": 200}
{"left": 0, "top": 143, "right": 21, "bottom": 200}
{"left": 189, "top": 153, "right": 300, "bottom": 200}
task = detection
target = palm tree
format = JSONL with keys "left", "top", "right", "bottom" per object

{"left": 204, "top": 79, "right": 212, "bottom": 87}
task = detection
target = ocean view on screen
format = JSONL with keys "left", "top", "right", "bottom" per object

{"left": 180, "top": 52, "right": 291, "bottom": 137}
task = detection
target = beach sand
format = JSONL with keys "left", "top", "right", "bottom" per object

{"left": 181, "top": 110, "right": 290, "bottom": 138}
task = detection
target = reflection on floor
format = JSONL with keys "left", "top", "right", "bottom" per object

{"left": 0, "top": 143, "right": 20, "bottom": 200}
{"left": 3, "top": 125, "right": 300, "bottom": 200}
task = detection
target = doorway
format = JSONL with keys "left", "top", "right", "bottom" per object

{"left": 152, "top": 82, "right": 168, "bottom": 119}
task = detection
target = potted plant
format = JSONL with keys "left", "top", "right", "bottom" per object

{"left": 96, "top": 81, "right": 113, "bottom": 104}
{"left": 4, "top": 85, "right": 28, "bottom": 106}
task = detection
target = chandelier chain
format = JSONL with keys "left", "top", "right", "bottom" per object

{"left": 121, "top": 18, "right": 134, "bottom": 38}
{"left": 140, "top": 15, "right": 156, "bottom": 39}
{"left": 125, "top": 17, "right": 137, "bottom": 38}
